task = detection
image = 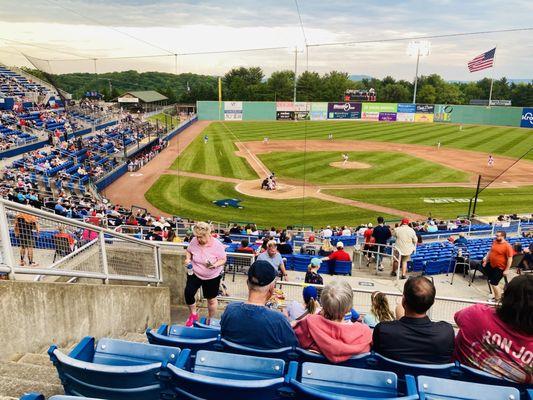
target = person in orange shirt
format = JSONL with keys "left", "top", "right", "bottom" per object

{"left": 482, "top": 230, "right": 513, "bottom": 301}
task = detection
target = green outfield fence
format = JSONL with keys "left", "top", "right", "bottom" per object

{"left": 197, "top": 101, "right": 533, "bottom": 129}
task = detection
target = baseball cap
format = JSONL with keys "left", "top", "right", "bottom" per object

{"left": 303, "top": 285, "right": 318, "bottom": 302}
{"left": 401, "top": 218, "right": 410, "bottom": 225}
{"left": 310, "top": 257, "right": 322, "bottom": 267}
{"left": 368, "top": 223, "right": 373, "bottom": 228}
{"left": 248, "top": 260, "right": 277, "bottom": 286}
{"left": 336, "top": 241, "right": 344, "bottom": 248}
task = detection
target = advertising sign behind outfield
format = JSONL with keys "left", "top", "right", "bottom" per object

{"left": 224, "top": 101, "right": 243, "bottom": 120}
{"left": 362, "top": 112, "right": 379, "bottom": 121}
{"left": 276, "top": 102, "right": 295, "bottom": 112}
{"left": 378, "top": 112, "right": 397, "bottom": 121}
{"left": 327, "top": 102, "right": 362, "bottom": 119}
{"left": 434, "top": 104, "right": 453, "bottom": 122}
{"left": 396, "top": 112, "right": 415, "bottom": 122}
{"left": 416, "top": 104, "right": 435, "bottom": 113}
{"left": 397, "top": 103, "right": 416, "bottom": 113}
{"left": 521, "top": 108, "right": 533, "bottom": 128}
{"left": 414, "top": 113, "right": 434, "bottom": 123}
{"left": 362, "top": 103, "right": 397, "bottom": 113}
{"left": 276, "top": 111, "right": 294, "bottom": 120}
{"left": 310, "top": 102, "right": 328, "bottom": 120}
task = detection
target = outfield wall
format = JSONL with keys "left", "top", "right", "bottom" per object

{"left": 197, "top": 101, "right": 533, "bottom": 128}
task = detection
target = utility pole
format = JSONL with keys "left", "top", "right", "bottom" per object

{"left": 293, "top": 47, "right": 298, "bottom": 104}
{"left": 412, "top": 48, "right": 420, "bottom": 104}
{"left": 108, "top": 79, "right": 112, "bottom": 99}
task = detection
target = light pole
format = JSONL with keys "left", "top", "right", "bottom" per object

{"left": 407, "top": 41, "right": 431, "bottom": 104}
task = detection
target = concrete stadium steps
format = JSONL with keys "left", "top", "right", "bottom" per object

{"left": 0, "top": 331, "right": 147, "bottom": 399}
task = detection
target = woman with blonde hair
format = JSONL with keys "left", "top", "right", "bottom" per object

{"left": 318, "top": 238, "right": 335, "bottom": 257}
{"left": 183, "top": 222, "right": 227, "bottom": 326}
{"left": 363, "top": 291, "right": 394, "bottom": 328}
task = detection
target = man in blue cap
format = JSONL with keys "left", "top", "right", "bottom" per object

{"left": 220, "top": 260, "right": 298, "bottom": 349}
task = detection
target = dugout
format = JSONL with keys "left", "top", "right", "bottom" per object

{"left": 116, "top": 90, "right": 168, "bottom": 112}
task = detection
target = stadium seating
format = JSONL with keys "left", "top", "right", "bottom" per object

{"left": 286, "top": 361, "right": 418, "bottom": 399}
{"left": 146, "top": 324, "right": 220, "bottom": 353}
{"left": 194, "top": 316, "right": 222, "bottom": 330}
{"left": 417, "top": 375, "right": 521, "bottom": 400}
{"left": 165, "top": 349, "right": 287, "bottom": 400}
{"left": 48, "top": 336, "right": 181, "bottom": 400}
{"left": 20, "top": 396, "right": 104, "bottom": 400}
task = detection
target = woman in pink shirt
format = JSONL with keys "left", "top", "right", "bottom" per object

{"left": 293, "top": 280, "right": 372, "bottom": 363}
{"left": 454, "top": 275, "right": 532, "bottom": 384}
{"left": 183, "top": 222, "right": 227, "bottom": 327}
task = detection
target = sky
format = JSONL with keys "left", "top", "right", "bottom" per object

{"left": 0, "top": 0, "right": 531, "bottom": 80}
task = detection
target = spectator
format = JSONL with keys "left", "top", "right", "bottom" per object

{"left": 300, "top": 235, "right": 319, "bottom": 255}
{"left": 285, "top": 285, "right": 321, "bottom": 324}
{"left": 293, "top": 280, "right": 372, "bottom": 363}
{"left": 236, "top": 239, "right": 255, "bottom": 254}
{"left": 517, "top": 243, "right": 532, "bottom": 273}
{"left": 363, "top": 223, "right": 375, "bottom": 267}
{"left": 277, "top": 235, "right": 293, "bottom": 255}
{"left": 322, "top": 225, "right": 333, "bottom": 239}
{"left": 145, "top": 226, "right": 163, "bottom": 241}
{"left": 54, "top": 225, "right": 76, "bottom": 250}
{"left": 372, "top": 276, "right": 454, "bottom": 364}
{"left": 482, "top": 231, "right": 513, "bottom": 301}
{"left": 13, "top": 212, "right": 39, "bottom": 266}
{"left": 454, "top": 275, "right": 533, "bottom": 384}
{"left": 257, "top": 240, "right": 288, "bottom": 279}
{"left": 363, "top": 291, "right": 394, "bottom": 329}
{"left": 318, "top": 238, "right": 335, "bottom": 257}
{"left": 372, "top": 216, "right": 392, "bottom": 271}
{"left": 305, "top": 257, "right": 324, "bottom": 285}
{"left": 454, "top": 232, "right": 468, "bottom": 246}
{"left": 221, "top": 231, "right": 232, "bottom": 244}
{"left": 322, "top": 241, "right": 351, "bottom": 262}
{"left": 183, "top": 222, "right": 227, "bottom": 327}
{"left": 166, "top": 228, "right": 181, "bottom": 243}
{"left": 392, "top": 218, "right": 417, "bottom": 279}
{"left": 220, "top": 260, "right": 298, "bottom": 349}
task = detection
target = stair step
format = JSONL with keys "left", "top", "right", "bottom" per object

{"left": 0, "top": 377, "right": 62, "bottom": 399}
{"left": 17, "top": 353, "right": 52, "bottom": 367}
{"left": 0, "top": 361, "right": 61, "bottom": 398}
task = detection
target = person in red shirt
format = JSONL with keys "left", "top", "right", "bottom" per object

{"left": 363, "top": 223, "right": 375, "bottom": 267}
{"left": 454, "top": 275, "right": 533, "bottom": 384}
{"left": 322, "top": 241, "right": 351, "bottom": 262}
{"left": 482, "top": 230, "right": 513, "bottom": 301}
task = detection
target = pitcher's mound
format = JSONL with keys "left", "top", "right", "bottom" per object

{"left": 330, "top": 161, "right": 372, "bottom": 169}
{"left": 235, "top": 179, "right": 306, "bottom": 199}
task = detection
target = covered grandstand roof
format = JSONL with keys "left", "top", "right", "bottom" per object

{"left": 117, "top": 90, "right": 167, "bottom": 103}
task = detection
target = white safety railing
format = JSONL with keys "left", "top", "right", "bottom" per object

{"left": 0, "top": 198, "right": 162, "bottom": 284}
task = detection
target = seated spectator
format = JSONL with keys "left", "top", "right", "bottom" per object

{"left": 277, "top": 235, "right": 293, "bottom": 255}
{"left": 285, "top": 285, "right": 321, "bottom": 325}
{"left": 318, "top": 238, "right": 335, "bottom": 257}
{"left": 236, "top": 239, "right": 255, "bottom": 254}
{"left": 322, "top": 241, "right": 351, "bottom": 262}
{"left": 517, "top": 243, "right": 532, "bottom": 273}
{"left": 145, "top": 226, "right": 163, "bottom": 241}
{"left": 300, "top": 235, "right": 319, "bottom": 255}
{"left": 454, "top": 232, "right": 468, "bottom": 246}
{"left": 293, "top": 280, "right": 372, "bottom": 363}
{"left": 372, "top": 276, "right": 455, "bottom": 364}
{"left": 305, "top": 257, "right": 323, "bottom": 285}
{"left": 220, "top": 260, "right": 298, "bottom": 349}
{"left": 363, "top": 291, "right": 394, "bottom": 329}
{"left": 257, "top": 240, "right": 288, "bottom": 279}
{"left": 221, "top": 231, "right": 232, "bottom": 244}
{"left": 54, "top": 225, "right": 76, "bottom": 250}
{"left": 454, "top": 275, "right": 532, "bottom": 384}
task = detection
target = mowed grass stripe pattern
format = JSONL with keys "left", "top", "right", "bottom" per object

{"left": 170, "top": 123, "right": 257, "bottom": 179}
{"left": 145, "top": 175, "right": 400, "bottom": 228}
{"left": 223, "top": 121, "right": 533, "bottom": 161}
{"left": 258, "top": 151, "right": 470, "bottom": 184}
{"left": 322, "top": 186, "right": 533, "bottom": 220}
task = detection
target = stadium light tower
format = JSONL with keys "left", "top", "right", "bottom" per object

{"left": 407, "top": 40, "right": 431, "bottom": 104}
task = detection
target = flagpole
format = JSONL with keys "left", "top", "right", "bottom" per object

{"left": 488, "top": 46, "right": 497, "bottom": 107}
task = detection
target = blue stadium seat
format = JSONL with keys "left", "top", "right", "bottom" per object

{"left": 417, "top": 375, "right": 521, "bottom": 400}
{"left": 528, "top": 389, "right": 533, "bottom": 400}
{"left": 20, "top": 396, "right": 106, "bottom": 400}
{"left": 334, "top": 260, "right": 352, "bottom": 275}
{"left": 194, "top": 317, "right": 221, "bottom": 330}
{"left": 218, "top": 338, "right": 297, "bottom": 361}
{"left": 146, "top": 323, "right": 220, "bottom": 353}
{"left": 287, "top": 361, "right": 418, "bottom": 399}
{"left": 166, "top": 349, "right": 287, "bottom": 400}
{"left": 48, "top": 336, "right": 180, "bottom": 400}
{"left": 294, "top": 348, "right": 372, "bottom": 368}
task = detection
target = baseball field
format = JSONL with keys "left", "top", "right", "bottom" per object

{"left": 111, "top": 120, "right": 533, "bottom": 228}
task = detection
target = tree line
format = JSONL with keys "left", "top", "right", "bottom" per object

{"left": 23, "top": 67, "right": 533, "bottom": 107}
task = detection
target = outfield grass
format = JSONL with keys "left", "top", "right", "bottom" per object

{"left": 322, "top": 186, "right": 533, "bottom": 219}
{"left": 258, "top": 151, "right": 469, "bottom": 184}
{"left": 145, "top": 175, "right": 400, "bottom": 228}
{"left": 170, "top": 123, "right": 257, "bottom": 179}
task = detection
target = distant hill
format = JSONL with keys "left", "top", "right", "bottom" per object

{"left": 349, "top": 74, "right": 374, "bottom": 81}
{"left": 448, "top": 78, "right": 532, "bottom": 84}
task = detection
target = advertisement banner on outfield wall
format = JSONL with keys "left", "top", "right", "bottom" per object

{"left": 434, "top": 105, "right": 453, "bottom": 122}
{"left": 310, "top": 102, "right": 328, "bottom": 120}
{"left": 397, "top": 103, "right": 416, "bottom": 113}
{"left": 294, "top": 102, "right": 310, "bottom": 112}
{"left": 327, "top": 102, "right": 362, "bottom": 119}
{"left": 378, "top": 112, "right": 397, "bottom": 121}
{"left": 276, "top": 101, "right": 295, "bottom": 111}
{"left": 276, "top": 111, "right": 295, "bottom": 120}
{"left": 416, "top": 104, "right": 435, "bottom": 113}
{"left": 396, "top": 112, "right": 415, "bottom": 122}
{"left": 520, "top": 108, "right": 533, "bottom": 128}
{"left": 362, "top": 103, "right": 397, "bottom": 113}
{"left": 361, "top": 112, "right": 379, "bottom": 121}
{"left": 224, "top": 101, "right": 243, "bottom": 120}
{"left": 414, "top": 113, "right": 434, "bottom": 123}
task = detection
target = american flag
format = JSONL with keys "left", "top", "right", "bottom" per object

{"left": 467, "top": 48, "right": 496, "bottom": 72}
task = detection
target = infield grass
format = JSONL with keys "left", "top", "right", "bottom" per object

{"left": 258, "top": 151, "right": 470, "bottom": 184}
{"left": 145, "top": 175, "right": 400, "bottom": 228}
{"left": 322, "top": 186, "right": 533, "bottom": 220}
